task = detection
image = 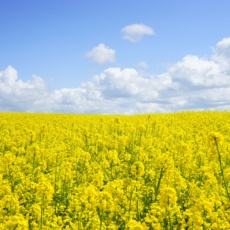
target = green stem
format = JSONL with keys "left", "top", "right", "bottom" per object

{"left": 155, "top": 168, "right": 164, "bottom": 201}
{"left": 100, "top": 210, "right": 104, "bottom": 230}
{"left": 214, "top": 137, "right": 230, "bottom": 200}
{"left": 136, "top": 189, "right": 140, "bottom": 221}
{"left": 40, "top": 194, "right": 44, "bottom": 230}
{"left": 54, "top": 159, "right": 58, "bottom": 215}
{"left": 78, "top": 214, "right": 82, "bottom": 230}
{"left": 8, "top": 163, "right": 14, "bottom": 192}
{"left": 128, "top": 188, "right": 135, "bottom": 218}
{"left": 134, "top": 181, "right": 141, "bottom": 222}
{"left": 139, "top": 133, "right": 142, "bottom": 146}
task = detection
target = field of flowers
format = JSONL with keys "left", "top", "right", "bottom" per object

{"left": 0, "top": 111, "right": 230, "bottom": 229}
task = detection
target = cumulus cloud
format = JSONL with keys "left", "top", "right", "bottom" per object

{"left": 212, "top": 37, "right": 230, "bottom": 71}
{"left": 0, "top": 66, "right": 49, "bottom": 111}
{"left": 1, "top": 37, "right": 230, "bottom": 113}
{"left": 93, "top": 68, "right": 159, "bottom": 101}
{"left": 167, "top": 55, "right": 229, "bottom": 88}
{"left": 122, "top": 24, "right": 154, "bottom": 42}
{"left": 138, "top": 61, "right": 149, "bottom": 69}
{"left": 86, "top": 43, "right": 116, "bottom": 65}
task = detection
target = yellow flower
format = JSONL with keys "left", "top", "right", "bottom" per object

{"left": 130, "top": 161, "right": 145, "bottom": 178}
{"left": 208, "top": 131, "right": 224, "bottom": 146}
{"left": 1, "top": 111, "right": 230, "bottom": 229}
{"left": 126, "top": 219, "right": 147, "bottom": 230}
{"left": 138, "top": 125, "right": 146, "bottom": 132}
{"left": 159, "top": 187, "right": 177, "bottom": 208}
{"left": 147, "top": 169, "right": 155, "bottom": 181}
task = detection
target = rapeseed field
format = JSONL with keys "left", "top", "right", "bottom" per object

{"left": 0, "top": 111, "right": 230, "bottom": 229}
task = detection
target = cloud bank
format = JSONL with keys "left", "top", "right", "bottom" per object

{"left": 1, "top": 37, "right": 230, "bottom": 114}
{"left": 86, "top": 43, "right": 116, "bottom": 65}
{"left": 122, "top": 24, "right": 154, "bottom": 42}
{"left": 138, "top": 61, "right": 149, "bottom": 69}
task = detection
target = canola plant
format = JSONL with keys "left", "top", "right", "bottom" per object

{"left": 0, "top": 112, "right": 230, "bottom": 229}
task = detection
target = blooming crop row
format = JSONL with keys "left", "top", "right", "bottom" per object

{"left": 0, "top": 111, "right": 230, "bottom": 229}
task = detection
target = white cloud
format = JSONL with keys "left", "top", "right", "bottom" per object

{"left": 86, "top": 43, "right": 116, "bottom": 65}
{"left": 1, "top": 37, "right": 230, "bottom": 114}
{"left": 90, "top": 67, "right": 159, "bottom": 101}
{"left": 0, "top": 66, "right": 48, "bottom": 111}
{"left": 122, "top": 24, "right": 154, "bottom": 42}
{"left": 212, "top": 37, "right": 230, "bottom": 71}
{"left": 138, "top": 61, "right": 149, "bottom": 69}
{"left": 168, "top": 55, "right": 229, "bottom": 88}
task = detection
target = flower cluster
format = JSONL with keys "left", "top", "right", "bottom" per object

{"left": 0, "top": 111, "right": 230, "bottom": 229}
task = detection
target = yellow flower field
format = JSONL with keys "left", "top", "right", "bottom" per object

{"left": 0, "top": 111, "right": 230, "bottom": 229}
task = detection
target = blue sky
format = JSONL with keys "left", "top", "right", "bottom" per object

{"left": 0, "top": 0, "right": 230, "bottom": 113}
